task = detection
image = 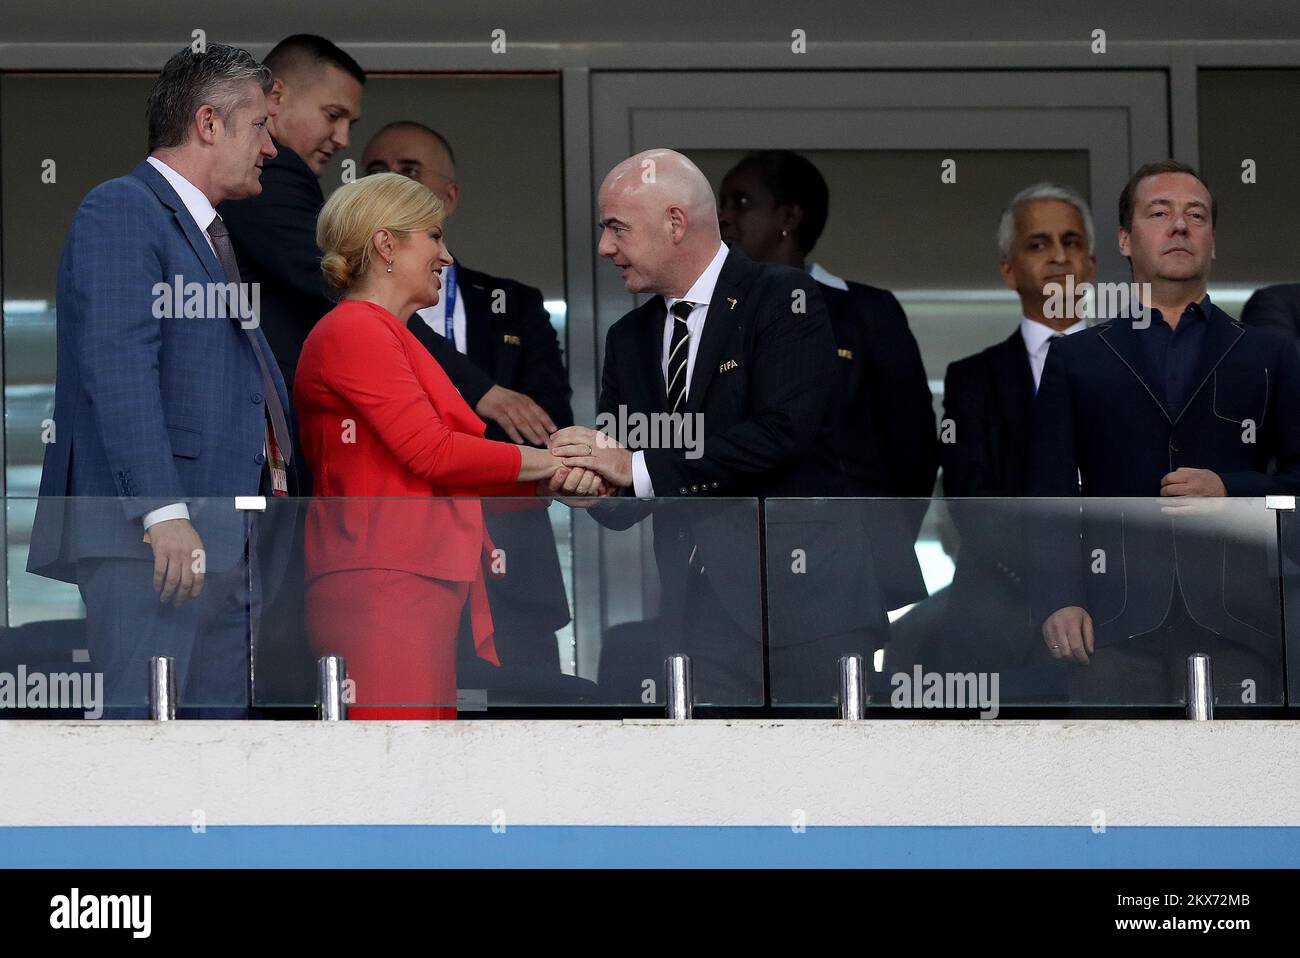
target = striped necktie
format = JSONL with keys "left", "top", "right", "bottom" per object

{"left": 666, "top": 300, "right": 694, "bottom": 413}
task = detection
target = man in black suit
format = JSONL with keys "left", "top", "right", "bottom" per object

{"left": 362, "top": 121, "right": 575, "bottom": 687}
{"left": 1241, "top": 283, "right": 1300, "bottom": 341}
{"left": 1028, "top": 160, "right": 1300, "bottom": 705}
{"left": 717, "top": 150, "right": 937, "bottom": 612}
{"left": 932, "top": 183, "right": 1096, "bottom": 680}
{"left": 216, "top": 35, "right": 365, "bottom": 708}
{"left": 220, "top": 34, "right": 365, "bottom": 398}
{"left": 549, "top": 149, "right": 887, "bottom": 706}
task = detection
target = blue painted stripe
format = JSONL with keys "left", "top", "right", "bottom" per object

{"left": 2, "top": 825, "right": 1299, "bottom": 868}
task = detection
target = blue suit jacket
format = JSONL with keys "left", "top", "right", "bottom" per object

{"left": 28, "top": 160, "right": 292, "bottom": 583}
{"left": 1025, "top": 303, "right": 1300, "bottom": 649}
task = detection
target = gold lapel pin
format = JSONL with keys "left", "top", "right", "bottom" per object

{"left": 727, "top": 297, "right": 738, "bottom": 310}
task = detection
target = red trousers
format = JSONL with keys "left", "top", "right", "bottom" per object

{"left": 306, "top": 569, "right": 469, "bottom": 720}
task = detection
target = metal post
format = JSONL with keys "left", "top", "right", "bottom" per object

{"left": 1186, "top": 652, "right": 1213, "bottom": 720}
{"left": 148, "top": 655, "right": 176, "bottom": 721}
{"left": 318, "top": 655, "right": 347, "bottom": 722}
{"left": 665, "top": 653, "right": 693, "bottom": 719}
{"left": 838, "top": 654, "right": 865, "bottom": 720}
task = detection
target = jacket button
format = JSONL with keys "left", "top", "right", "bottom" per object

{"left": 255, "top": 452, "right": 266, "bottom": 465}
{"left": 679, "top": 487, "right": 687, "bottom": 494}
{"left": 691, "top": 485, "right": 699, "bottom": 492}
{"left": 712, "top": 482, "right": 719, "bottom": 488}
{"left": 251, "top": 392, "right": 263, "bottom": 404}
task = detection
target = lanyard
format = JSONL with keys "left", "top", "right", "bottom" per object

{"left": 442, "top": 263, "right": 458, "bottom": 348}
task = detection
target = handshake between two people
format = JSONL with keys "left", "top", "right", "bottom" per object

{"left": 518, "top": 425, "right": 635, "bottom": 504}
{"left": 548, "top": 425, "right": 634, "bottom": 501}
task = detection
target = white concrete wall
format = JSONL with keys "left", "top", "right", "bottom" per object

{"left": 2, "top": 719, "right": 1298, "bottom": 828}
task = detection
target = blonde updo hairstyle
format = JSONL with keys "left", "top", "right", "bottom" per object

{"left": 317, "top": 172, "right": 444, "bottom": 291}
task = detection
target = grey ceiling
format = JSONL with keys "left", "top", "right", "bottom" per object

{"left": 1, "top": 0, "right": 1297, "bottom": 47}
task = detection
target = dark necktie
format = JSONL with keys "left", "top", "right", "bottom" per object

{"left": 1034, "top": 332, "right": 1066, "bottom": 396}
{"left": 666, "top": 300, "right": 694, "bottom": 413}
{"left": 205, "top": 215, "right": 293, "bottom": 466}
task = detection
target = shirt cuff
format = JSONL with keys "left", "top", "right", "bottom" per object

{"left": 631, "top": 451, "right": 654, "bottom": 497}
{"left": 143, "top": 503, "right": 190, "bottom": 530}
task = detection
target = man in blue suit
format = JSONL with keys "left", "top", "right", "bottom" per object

{"left": 1027, "top": 160, "right": 1300, "bottom": 705}
{"left": 28, "top": 43, "right": 289, "bottom": 717}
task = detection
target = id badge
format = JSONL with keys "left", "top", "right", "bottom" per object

{"left": 266, "top": 421, "right": 289, "bottom": 497}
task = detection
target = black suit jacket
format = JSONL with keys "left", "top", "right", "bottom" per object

{"left": 823, "top": 279, "right": 937, "bottom": 607}
{"left": 1027, "top": 304, "right": 1300, "bottom": 649}
{"left": 936, "top": 329, "right": 1040, "bottom": 669}
{"left": 591, "top": 248, "right": 885, "bottom": 646}
{"left": 406, "top": 266, "right": 575, "bottom": 638}
{"left": 218, "top": 140, "right": 331, "bottom": 390}
{"left": 1241, "top": 283, "right": 1300, "bottom": 341}
{"left": 943, "top": 331, "right": 1035, "bottom": 500}
{"left": 405, "top": 265, "right": 573, "bottom": 434}
{"left": 942, "top": 329, "right": 1036, "bottom": 588}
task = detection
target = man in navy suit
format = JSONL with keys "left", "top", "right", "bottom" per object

{"left": 28, "top": 44, "right": 290, "bottom": 716}
{"left": 363, "top": 121, "right": 576, "bottom": 689}
{"left": 1028, "top": 160, "right": 1300, "bottom": 704}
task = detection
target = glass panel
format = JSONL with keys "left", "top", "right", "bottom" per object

{"left": 251, "top": 496, "right": 764, "bottom": 712}
{"left": 1281, "top": 509, "right": 1300, "bottom": 707}
{"left": 766, "top": 497, "right": 1285, "bottom": 711}
{"left": 3, "top": 497, "right": 253, "bottom": 718}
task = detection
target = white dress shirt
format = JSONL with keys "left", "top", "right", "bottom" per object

{"left": 140, "top": 156, "right": 220, "bottom": 531}
{"left": 1020, "top": 316, "right": 1087, "bottom": 391}
{"left": 808, "top": 262, "right": 849, "bottom": 291}
{"left": 415, "top": 265, "right": 468, "bottom": 354}
{"left": 631, "top": 241, "right": 730, "bottom": 497}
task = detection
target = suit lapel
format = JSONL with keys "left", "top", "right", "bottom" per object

{"left": 995, "top": 331, "right": 1034, "bottom": 437}
{"left": 684, "top": 250, "right": 750, "bottom": 416}
{"left": 1098, "top": 317, "right": 1173, "bottom": 424}
{"left": 637, "top": 297, "right": 671, "bottom": 413}
{"left": 1174, "top": 306, "right": 1245, "bottom": 426}
{"left": 456, "top": 266, "right": 493, "bottom": 367}
{"left": 132, "top": 161, "right": 224, "bottom": 284}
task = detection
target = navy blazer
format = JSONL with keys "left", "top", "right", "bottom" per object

{"left": 1026, "top": 303, "right": 1300, "bottom": 646}
{"left": 28, "top": 160, "right": 290, "bottom": 583}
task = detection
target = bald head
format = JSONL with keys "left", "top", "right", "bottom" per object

{"left": 598, "top": 149, "right": 722, "bottom": 296}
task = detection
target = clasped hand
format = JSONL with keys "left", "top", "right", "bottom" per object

{"left": 545, "top": 425, "right": 634, "bottom": 499}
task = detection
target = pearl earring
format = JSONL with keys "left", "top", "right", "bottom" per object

{"left": 386, "top": 260, "right": 393, "bottom": 273}
{"left": 781, "top": 229, "right": 788, "bottom": 238}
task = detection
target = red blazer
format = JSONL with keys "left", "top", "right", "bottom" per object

{"left": 295, "top": 299, "right": 531, "bottom": 656}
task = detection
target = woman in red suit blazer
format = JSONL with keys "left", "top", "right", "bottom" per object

{"left": 295, "top": 174, "right": 599, "bottom": 719}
